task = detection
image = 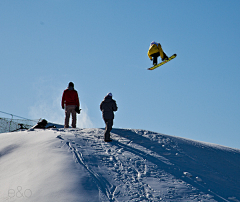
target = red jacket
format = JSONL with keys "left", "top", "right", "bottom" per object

{"left": 61, "top": 89, "right": 80, "bottom": 108}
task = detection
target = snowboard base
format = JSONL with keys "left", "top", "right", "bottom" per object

{"left": 148, "top": 54, "right": 177, "bottom": 70}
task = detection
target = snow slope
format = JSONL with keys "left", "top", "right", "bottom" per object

{"left": 0, "top": 128, "right": 240, "bottom": 202}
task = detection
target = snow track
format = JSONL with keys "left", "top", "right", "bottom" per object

{"left": 1, "top": 128, "right": 240, "bottom": 201}
{"left": 66, "top": 141, "right": 117, "bottom": 201}
{"left": 54, "top": 128, "right": 240, "bottom": 201}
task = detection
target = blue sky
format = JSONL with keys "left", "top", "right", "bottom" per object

{"left": 1, "top": 1, "right": 240, "bottom": 149}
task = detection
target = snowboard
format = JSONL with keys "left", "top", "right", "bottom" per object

{"left": 148, "top": 54, "right": 177, "bottom": 70}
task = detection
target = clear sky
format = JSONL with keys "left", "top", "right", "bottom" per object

{"left": 1, "top": 0, "right": 240, "bottom": 149}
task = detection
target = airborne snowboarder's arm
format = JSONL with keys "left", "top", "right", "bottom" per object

{"left": 147, "top": 51, "right": 152, "bottom": 60}
{"left": 157, "top": 44, "right": 164, "bottom": 60}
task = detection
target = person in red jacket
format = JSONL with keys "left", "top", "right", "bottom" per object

{"left": 61, "top": 82, "right": 80, "bottom": 128}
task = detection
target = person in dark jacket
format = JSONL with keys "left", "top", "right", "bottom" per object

{"left": 100, "top": 93, "right": 118, "bottom": 142}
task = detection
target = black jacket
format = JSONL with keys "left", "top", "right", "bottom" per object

{"left": 100, "top": 96, "right": 118, "bottom": 120}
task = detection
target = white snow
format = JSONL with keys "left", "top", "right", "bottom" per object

{"left": 0, "top": 127, "right": 240, "bottom": 202}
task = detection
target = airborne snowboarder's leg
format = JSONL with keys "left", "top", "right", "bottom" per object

{"left": 162, "top": 52, "right": 169, "bottom": 61}
{"left": 148, "top": 54, "right": 177, "bottom": 70}
{"left": 151, "top": 52, "right": 160, "bottom": 65}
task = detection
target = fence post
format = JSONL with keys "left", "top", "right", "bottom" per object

{"left": 9, "top": 114, "right": 13, "bottom": 132}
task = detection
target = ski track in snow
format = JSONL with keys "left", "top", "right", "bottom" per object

{"left": 66, "top": 141, "right": 117, "bottom": 202}
{"left": 53, "top": 128, "right": 240, "bottom": 202}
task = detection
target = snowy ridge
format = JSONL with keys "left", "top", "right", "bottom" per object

{"left": 0, "top": 128, "right": 240, "bottom": 201}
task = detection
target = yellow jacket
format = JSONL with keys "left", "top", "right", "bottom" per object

{"left": 147, "top": 43, "right": 164, "bottom": 60}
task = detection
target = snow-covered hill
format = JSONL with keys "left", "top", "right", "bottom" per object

{"left": 0, "top": 128, "right": 240, "bottom": 202}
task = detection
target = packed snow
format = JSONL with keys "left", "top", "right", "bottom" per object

{"left": 0, "top": 127, "right": 240, "bottom": 202}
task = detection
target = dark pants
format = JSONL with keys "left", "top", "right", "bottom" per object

{"left": 104, "top": 119, "right": 113, "bottom": 141}
{"left": 151, "top": 52, "right": 168, "bottom": 65}
{"left": 65, "top": 105, "right": 77, "bottom": 128}
{"left": 151, "top": 52, "right": 160, "bottom": 65}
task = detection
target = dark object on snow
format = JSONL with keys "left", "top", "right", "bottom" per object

{"left": 46, "top": 125, "right": 56, "bottom": 129}
{"left": 33, "top": 119, "right": 48, "bottom": 129}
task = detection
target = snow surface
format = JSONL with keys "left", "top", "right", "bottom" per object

{"left": 0, "top": 127, "right": 240, "bottom": 202}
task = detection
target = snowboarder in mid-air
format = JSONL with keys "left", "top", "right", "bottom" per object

{"left": 148, "top": 41, "right": 169, "bottom": 66}
{"left": 147, "top": 41, "right": 177, "bottom": 70}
